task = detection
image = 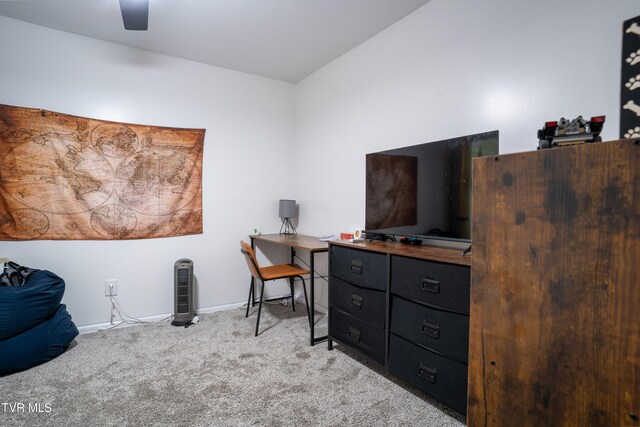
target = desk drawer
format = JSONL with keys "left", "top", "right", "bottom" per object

{"left": 329, "top": 276, "right": 385, "bottom": 328}
{"left": 330, "top": 307, "right": 385, "bottom": 365}
{"left": 389, "top": 333, "right": 468, "bottom": 414}
{"left": 391, "top": 256, "right": 469, "bottom": 314}
{"left": 391, "top": 296, "right": 468, "bottom": 364}
{"left": 330, "top": 246, "right": 386, "bottom": 291}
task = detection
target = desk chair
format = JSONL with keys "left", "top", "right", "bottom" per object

{"left": 240, "top": 240, "right": 311, "bottom": 336}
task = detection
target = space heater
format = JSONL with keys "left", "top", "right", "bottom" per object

{"left": 172, "top": 258, "right": 194, "bottom": 326}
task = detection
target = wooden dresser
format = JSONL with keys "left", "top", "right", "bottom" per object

{"left": 328, "top": 240, "right": 471, "bottom": 414}
{"left": 468, "top": 139, "right": 639, "bottom": 426}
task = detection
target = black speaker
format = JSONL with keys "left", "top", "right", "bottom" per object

{"left": 172, "top": 258, "right": 194, "bottom": 326}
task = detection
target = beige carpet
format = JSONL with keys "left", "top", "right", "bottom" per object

{"left": 0, "top": 302, "right": 465, "bottom": 426}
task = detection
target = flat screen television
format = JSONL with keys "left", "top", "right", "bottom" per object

{"left": 365, "top": 130, "right": 499, "bottom": 246}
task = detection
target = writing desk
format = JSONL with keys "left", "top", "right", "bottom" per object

{"left": 249, "top": 234, "right": 328, "bottom": 346}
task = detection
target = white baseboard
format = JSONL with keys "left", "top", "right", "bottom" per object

{"left": 77, "top": 301, "right": 245, "bottom": 334}
{"left": 77, "top": 291, "right": 326, "bottom": 335}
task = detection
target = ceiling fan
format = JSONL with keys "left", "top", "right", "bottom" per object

{"left": 119, "top": 0, "right": 149, "bottom": 31}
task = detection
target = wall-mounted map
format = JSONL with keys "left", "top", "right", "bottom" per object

{"left": 0, "top": 104, "right": 205, "bottom": 240}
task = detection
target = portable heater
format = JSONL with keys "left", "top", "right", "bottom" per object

{"left": 172, "top": 258, "right": 194, "bottom": 326}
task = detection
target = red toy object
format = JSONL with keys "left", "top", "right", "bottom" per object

{"left": 537, "top": 115, "right": 605, "bottom": 149}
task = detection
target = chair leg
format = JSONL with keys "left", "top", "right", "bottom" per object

{"left": 255, "top": 280, "right": 265, "bottom": 337}
{"left": 245, "top": 280, "right": 253, "bottom": 318}
{"left": 289, "top": 277, "right": 296, "bottom": 311}
{"left": 299, "top": 276, "right": 311, "bottom": 328}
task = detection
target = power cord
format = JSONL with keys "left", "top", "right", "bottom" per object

{"left": 99, "top": 294, "right": 173, "bottom": 331}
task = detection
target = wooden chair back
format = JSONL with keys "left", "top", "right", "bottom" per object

{"left": 240, "top": 240, "right": 262, "bottom": 281}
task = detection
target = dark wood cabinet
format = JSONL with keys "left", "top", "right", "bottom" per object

{"left": 328, "top": 241, "right": 470, "bottom": 414}
{"left": 468, "top": 139, "right": 640, "bottom": 426}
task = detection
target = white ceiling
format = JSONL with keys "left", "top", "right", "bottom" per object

{"left": 0, "top": 0, "right": 430, "bottom": 83}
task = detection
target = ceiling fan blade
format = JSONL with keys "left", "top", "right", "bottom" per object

{"left": 119, "top": 0, "right": 149, "bottom": 31}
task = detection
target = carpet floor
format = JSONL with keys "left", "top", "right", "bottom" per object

{"left": 0, "top": 302, "right": 465, "bottom": 426}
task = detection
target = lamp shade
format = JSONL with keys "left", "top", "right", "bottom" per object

{"left": 279, "top": 199, "right": 296, "bottom": 219}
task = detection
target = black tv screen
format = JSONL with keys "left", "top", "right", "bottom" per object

{"left": 365, "top": 130, "right": 499, "bottom": 243}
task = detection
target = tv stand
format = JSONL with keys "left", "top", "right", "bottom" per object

{"left": 327, "top": 240, "right": 471, "bottom": 414}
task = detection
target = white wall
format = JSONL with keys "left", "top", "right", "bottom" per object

{"left": 0, "top": 16, "right": 297, "bottom": 328}
{"left": 295, "top": 0, "right": 640, "bottom": 238}
{"left": 2, "top": 0, "right": 639, "bottom": 327}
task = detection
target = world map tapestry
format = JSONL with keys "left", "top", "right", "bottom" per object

{"left": 0, "top": 104, "right": 205, "bottom": 240}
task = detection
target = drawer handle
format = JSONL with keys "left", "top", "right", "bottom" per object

{"left": 422, "top": 276, "right": 440, "bottom": 293}
{"left": 422, "top": 321, "right": 440, "bottom": 339}
{"left": 348, "top": 326, "right": 361, "bottom": 342}
{"left": 418, "top": 363, "right": 437, "bottom": 383}
{"left": 351, "top": 294, "right": 363, "bottom": 309}
{"left": 350, "top": 260, "right": 363, "bottom": 274}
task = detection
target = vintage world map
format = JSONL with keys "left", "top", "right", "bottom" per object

{"left": 0, "top": 104, "right": 205, "bottom": 240}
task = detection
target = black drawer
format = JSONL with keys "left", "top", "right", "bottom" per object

{"left": 390, "top": 296, "right": 468, "bottom": 364}
{"left": 391, "top": 256, "right": 470, "bottom": 314}
{"left": 330, "top": 307, "right": 385, "bottom": 365}
{"left": 388, "top": 334, "right": 468, "bottom": 414}
{"left": 329, "top": 276, "right": 385, "bottom": 328}
{"left": 330, "top": 245, "right": 386, "bottom": 291}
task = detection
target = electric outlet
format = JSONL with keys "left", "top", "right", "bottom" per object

{"left": 105, "top": 279, "right": 118, "bottom": 297}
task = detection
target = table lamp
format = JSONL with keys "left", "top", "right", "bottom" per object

{"left": 279, "top": 199, "right": 297, "bottom": 235}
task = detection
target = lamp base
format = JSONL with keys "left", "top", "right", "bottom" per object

{"left": 279, "top": 218, "right": 297, "bottom": 235}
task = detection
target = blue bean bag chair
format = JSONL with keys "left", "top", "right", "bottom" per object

{"left": 0, "top": 266, "right": 78, "bottom": 375}
{"left": 0, "top": 304, "right": 78, "bottom": 375}
{"left": 0, "top": 270, "right": 65, "bottom": 341}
